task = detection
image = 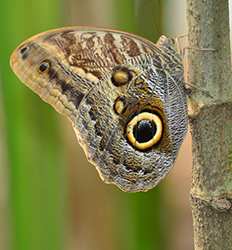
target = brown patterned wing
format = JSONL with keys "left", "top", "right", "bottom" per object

{"left": 10, "top": 27, "right": 187, "bottom": 192}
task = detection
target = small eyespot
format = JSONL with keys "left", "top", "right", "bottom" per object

{"left": 19, "top": 46, "right": 29, "bottom": 59}
{"left": 38, "top": 60, "right": 50, "bottom": 73}
{"left": 111, "top": 66, "right": 133, "bottom": 86}
{"left": 114, "top": 96, "right": 127, "bottom": 115}
{"left": 126, "top": 112, "right": 163, "bottom": 151}
{"left": 20, "top": 46, "right": 28, "bottom": 54}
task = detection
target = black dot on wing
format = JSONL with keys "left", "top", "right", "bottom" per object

{"left": 20, "top": 47, "right": 28, "bottom": 54}
{"left": 133, "top": 120, "right": 157, "bottom": 143}
{"left": 19, "top": 46, "right": 29, "bottom": 60}
{"left": 39, "top": 61, "right": 50, "bottom": 73}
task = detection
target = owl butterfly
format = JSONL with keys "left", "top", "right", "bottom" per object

{"left": 10, "top": 27, "right": 187, "bottom": 192}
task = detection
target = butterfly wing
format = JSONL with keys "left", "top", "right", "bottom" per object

{"left": 10, "top": 27, "right": 187, "bottom": 192}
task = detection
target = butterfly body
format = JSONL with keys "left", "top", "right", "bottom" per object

{"left": 10, "top": 27, "right": 187, "bottom": 192}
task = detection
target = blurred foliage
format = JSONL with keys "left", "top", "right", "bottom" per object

{"left": 113, "top": 1, "right": 168, "bottom": 250}
{"left": 115, "top": 0, "right": 162, "bottom": 41}
{"left": 0, "top": 1, "right": 67, "bottom": 250}
{"left": 0, "top": 0, "right": 170, "bottom": 250}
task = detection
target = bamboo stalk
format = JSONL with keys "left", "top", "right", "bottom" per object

{"left": 187, "top": 0, "right": 232, "bottom": 249}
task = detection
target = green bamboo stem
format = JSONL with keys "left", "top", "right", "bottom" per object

{"left": 0, "top": 1, "right": 67, "bottom": 250}
{"left": 187, "top": 0, "right": 232, "bottom": 249}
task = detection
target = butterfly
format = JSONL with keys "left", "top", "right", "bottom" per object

{"left": 10, "top": 27, "right": 188, "bottom": 192}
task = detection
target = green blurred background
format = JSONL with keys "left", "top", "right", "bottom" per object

{"left": 0, "top": 1, "right": 193, "bottom": 250}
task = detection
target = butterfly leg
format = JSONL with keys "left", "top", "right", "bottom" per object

{"left": 174, "top": 34, "right": 217, "bottom": 56}
{"left": 184, "top": 81, "right": 213, "bottom": 99}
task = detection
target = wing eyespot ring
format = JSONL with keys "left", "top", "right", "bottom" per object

{"left": 126, "top": 112, "right": 163, "bottom": 151}
{"left": 38, "top": 60, "right": 51, "bottom": 73}
{"left": 111, "top": 66, "right": 133, "bottom": 86}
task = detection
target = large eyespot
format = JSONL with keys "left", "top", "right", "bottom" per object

{"left": 38, "top": 60, "right": 51, "bottom": 73}
{"left": 126, "top": 112, "right": 163, "bottom": 150}
{"left": 111, "top": 66, "right": 133, "bottom": 86}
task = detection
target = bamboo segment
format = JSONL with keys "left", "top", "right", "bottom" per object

{"left": 187, "top": 0, "right": 232, "bottom": 249}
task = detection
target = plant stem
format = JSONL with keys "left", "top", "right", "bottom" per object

{"left": 187, "top": 0, "right": 232, "bottom": 249}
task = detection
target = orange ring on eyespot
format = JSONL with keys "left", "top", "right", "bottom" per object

{"left": 126, "top": 112, "right": 163, "bottom": 150}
